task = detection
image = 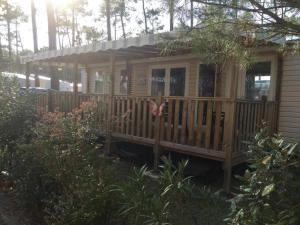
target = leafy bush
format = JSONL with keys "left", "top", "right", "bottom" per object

{"left": 228, "top": 127, "right": 300, "bottom": 225}
{"left": 118, "top": 157, "right": 228, "bottom": 225}
{"left": 0, "top": 74, "right": 37, "bottom": 149}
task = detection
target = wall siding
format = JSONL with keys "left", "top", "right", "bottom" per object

{"left": 85, "top": 54, "right": 233, "bottom": 97}
{"left": 279, "top": 55, "right": 300, "bottom": 141}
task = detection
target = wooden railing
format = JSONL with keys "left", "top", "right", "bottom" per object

{"left": 110, "top": 95, "right": 235, "bottom": 160}
{"left": 234, "top": 99, "right": 278, "bottom": 154}
{"left": 35, "top": 91, "right": 278, "bottom": 161}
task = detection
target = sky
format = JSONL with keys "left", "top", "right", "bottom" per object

{"left": 12, "top": 0, "right": 102, "bottom": 51}
{"left": 11, "top": 0, "right": 171, "bottom": 52}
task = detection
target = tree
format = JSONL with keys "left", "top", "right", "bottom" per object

{"left": 0, "top": 0, "right": 25, "bottom": 71}
{"left": 137, "top": 0, "right": 164, "bottom": 34}
{"left": 104, "top": 0, "right": 112, "bottom": 41}
{"left": 163, "top": 0, "right": 179, "bottom": 31}
{"left": 141, "top": 0, "right": 148, "bottom": 33}
{"left": 46, "top": 0, "right": 57, "bottom": 50}
{"left": 31, "top": 0, "right": 38, "bottom": 53}
{"left": 193, "top": 0, "right": 300, "bottom": 38}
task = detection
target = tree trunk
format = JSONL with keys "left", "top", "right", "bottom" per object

{"left": 46, "top": 0, "right": 58, "bottom": 90}
{"left": 114, "top": 13, "right": 117, "bottom": 40}
{"left": 141, "top": 0, "right": 148, "bottom": 34}
{"left": 31, "top": 0, "right": 38, "bottom": 53}
{"left": 169, "top": 0, "right": 174, "bottom": 31}
{"left": 46, "top": 0, "right": 57, "bottom": 50}
{"left": 15, "top": 22, "right": 19, "bottom": 57}
{"left": 5, "top": 1, "right": 12, "bottom": 71}
{"left": 105, "top": 0, "right": 112, "bottom": 41}
{"left": 72, "top": 4, "right": 75, "bottom": 46}
{"left": 120, "top": 0, "right": 126, "bottom": 39}
{"left": 190, "top": 0, "right": 193, "bottom": 28}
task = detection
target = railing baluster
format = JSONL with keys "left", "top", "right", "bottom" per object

{"left": 205, "top": 101, "right": 212, "bottom": 149}
{"left": 167, "top": 99, "right": 173, "bottom": 141}
{"left": 173, "top": 99, "right": 180, "bottom": 143}
{"left": 196, "top": 101, "right": 204, "bottom": 147}
{"left": 180, "top": 100, "right": 188, "bottom": 144}
{"left": 214, "top": 101, "right": 222, "bottom": 151}
{"left": 188, "top": 99, "right": 195, "bottom": 145}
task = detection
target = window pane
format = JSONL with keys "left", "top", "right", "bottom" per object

{"left": 151, "top": 69, "right": 165, "bottom": 96}
{"left": 246, "top": 62, "right": 271, "bottom": 100}
{"left": 198, "top": 64, "right": 215, "bottom": 97}
{"left": 120, "top": 69, "right": 128, "bottom": 95}
{"left": 95, "top": 71, "right": 104, "bottom": 93}
{"left": 170, "top": 68, "right": 186, "bottom": 96}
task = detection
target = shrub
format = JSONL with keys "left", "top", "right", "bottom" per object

{"left": 228, "top": 127, "right": 300, "bottom": 225}
{"left": 118, "top": 157, "right": 228, "bottom": 225}
{"left": 0, "top": 74, "right": 37, "bottom": 149}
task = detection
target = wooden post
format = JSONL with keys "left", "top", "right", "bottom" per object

{"left": 222, "top": 61, "right": 239, "bottom": 193}
{"left": 223, "top": 100, "right": 236, "bottom": 194}
{"left": 34, "top": 74, "right": 40, "bottom": 87}
{"left": 85, "top": 65, "right": 91, "bottom": 94}
{"left": 48, "top": 89, "right": 54, "bottom": 112}
{"left": 106, "top": 51, "right": 116, "bottom": 154}
{"left": 73, "top": 63, "right": 79, "bottom": 94}
{"left": 153, "top": 93, "right": 163, "bottom": 169}
{"left": 50, "top": 62, "right": 59, "bottom": 90}
{"left": 25, "top": 62, "right": 30, "bottom": 89}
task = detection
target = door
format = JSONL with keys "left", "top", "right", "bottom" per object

{"left": 170, "top": 68, "right": 186, "bottom": 96}
{"left": 150, "top": 66, "right": 187, "bottom": 96}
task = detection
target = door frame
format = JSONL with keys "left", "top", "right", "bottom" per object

{"left": 148, "top": 63, "right": 190, "bottom": 96}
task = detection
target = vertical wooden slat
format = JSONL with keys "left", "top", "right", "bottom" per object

{"left": 121, "top": 97, "right": 125, "bottom": 134}
{"left": 166, "top": 99, "right": 173, "bottom": 141}
{"left": 131, "top": 97, "right": 136, "bottom": 135}
{"left": 180, "top": 100, "right": 188, "bottom": 144}
{"left": 188, "top": 99, "right": 195, "bottom": 145}
{"left": 126, "top": 98, "right": 131, "bottom": 135}
{"left": 147, "top": 99, "right": 153, "bottom": 139}
{"left": 205, "top": 101, "right": 212, "bottom": 149}
{"left": 116, "top": 97, "right": 121, "bottom": 132}
{"left": 137, "top": 98, "right": 142, "bottom": 137}
{"left": 173, "top": 99, "right": 180, "bottom": 143}
{"left": 213, "top": 101, "right": 222, "bottom": 150}
{"left": 196, "top": 101, "right": 204, "bottom": 147}
{"left": 142, "top": 99, "right": 147, "bottom": 137}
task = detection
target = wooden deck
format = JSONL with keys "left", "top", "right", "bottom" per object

{"left": 36, "top": 91, "right": 278, "bottom": 191}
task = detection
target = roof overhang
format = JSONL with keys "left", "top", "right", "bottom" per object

{"left": 21, "top": 32, "right": 190, "bottom": 65}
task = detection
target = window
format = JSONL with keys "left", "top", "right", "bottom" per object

{"left": 245, "top": 61, "right": 271, "bottom": 100}
{"left": 151, "top": 69, "right": 166, "bottom": 96}
{"left": 95, "top": 71, "right": 104, "bottom": 94}
{"left": 198, "top": 64, "right": 215, "bottom": 97}
{"left": 120, "top": 69, "right": 129, "bottom": 95}
{"left": 170, "top": 68, "right": 186, "bottom": 96}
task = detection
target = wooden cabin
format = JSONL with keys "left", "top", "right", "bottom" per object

{"left": 21, "top": 32, "right": 300, "bottom": 192}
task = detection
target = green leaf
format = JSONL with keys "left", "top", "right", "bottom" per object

{"left": 262, "top": 184, "right": 275, "bottom": 197}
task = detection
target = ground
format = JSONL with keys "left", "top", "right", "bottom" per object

{"left": 0, "top": 192, "right": 33, "bottom": 225}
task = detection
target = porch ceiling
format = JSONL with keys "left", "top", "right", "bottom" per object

{"left": 21, "top": 32, "right": 191, "bottom": 65}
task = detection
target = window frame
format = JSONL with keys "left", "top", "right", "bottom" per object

{"left": 148, "top": 63, "right": 190, "bottom": 96}
{"left": 237, "top": 54, "right": 278, "bottom": 101}
{"left": 196, "top": 63, "right": 217, "bottom": 97}
{"left": 94, "top": 70, "right": 105, "bottom": 94}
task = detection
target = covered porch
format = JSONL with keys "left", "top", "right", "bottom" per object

{"left": 23, "top": 33, "right": 280, "bottom": 192}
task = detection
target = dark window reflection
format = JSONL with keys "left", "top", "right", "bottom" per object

{"left": 151, "top": 69, "right": 165, "bottom": 96}
{"left": 198, "top": 64, "right": 215, "bottom": 97}
{"left": 170, "top": 68, "right": 186, "bottom": 96}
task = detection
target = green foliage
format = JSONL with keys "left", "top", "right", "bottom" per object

{"left": 118, "top": 157, "right": 228, "bottom": 225}
{"left": 0, "top": 74, "right": 37, "bottom": 148}
{"left": 227, "top": 127, "right": 300, "bottom": 225}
